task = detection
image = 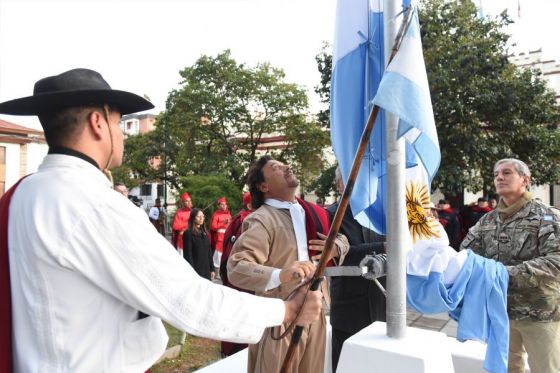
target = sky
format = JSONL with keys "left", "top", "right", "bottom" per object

{"left": 0, "top": 0, "right": 558, "bottom": 130}
{"left": 0, "top": 0, "right": 337, "bottom": 128}
{"left": 481, "top": 0, "right": 560, "bottom": 60}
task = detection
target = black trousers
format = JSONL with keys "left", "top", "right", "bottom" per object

{"left": 331, "top": 328, "right": 354, "bottom": 372}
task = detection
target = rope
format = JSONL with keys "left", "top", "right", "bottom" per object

{"left": 269, "top": 277, "right": 315, "bottom": 341}
{"left": 101, "top": 104, "right": 114, "bottom": 185}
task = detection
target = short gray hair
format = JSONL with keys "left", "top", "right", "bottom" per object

{"left": 494, "top": 158, "right": 531, "bottom": 177}
{"left": 494, "top": 158, "right": 531, "bottom": 188}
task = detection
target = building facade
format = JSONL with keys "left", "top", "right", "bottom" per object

{"left": 119, "top": 113, "right": 157, "bottom": 137}
{"left": 0, "top": 119, "right": 48, "bottom": 197}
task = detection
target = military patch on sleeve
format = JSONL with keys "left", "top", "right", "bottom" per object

{"left": 544, "top": 215, "right": 554, "bottom": 221}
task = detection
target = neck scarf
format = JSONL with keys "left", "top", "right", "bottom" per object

{"left": 497, "top": 191, "right": 532, "bottom": 220}
{"left": 265, "top": 198, "right": 309, "bottom": 261}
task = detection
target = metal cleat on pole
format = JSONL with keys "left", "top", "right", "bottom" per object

{"left": 324, "top": 254, "right": 387, "bottom": 295}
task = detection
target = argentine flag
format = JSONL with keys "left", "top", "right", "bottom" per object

{"left": 405, "top": 213, "right": 509, "bottom": 373}
{"left": 402, "top": 162, "right": 508, "bottom": 373}
{"left": 371, "top": 6, "right": 440, "bottom": 182}
{"left": 330, "top": 0, "right": 419, "bottom": 235}
{"left": 364, "top": 5, "right": 510, "bottom": 373}
{"left": 330, "top": 0, "right": 387, "bottom": 234}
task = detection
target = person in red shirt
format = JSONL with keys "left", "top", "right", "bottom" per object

{"left": 210, "top": 197, "right": 232, "bottom": 269}
{"left": 171, "top": 192, "right": 192, "bottom": 254}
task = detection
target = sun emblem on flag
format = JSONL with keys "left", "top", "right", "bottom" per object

{"left": 406, "top": 179, "right": 441, "bottom": 243}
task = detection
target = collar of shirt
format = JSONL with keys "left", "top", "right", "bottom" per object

{"left": 48, "top": 146, "right": 100, "bottom": 169}
{"left": 39, "top": 153, "right": 113, "bottom": 190}
{"left": 264, "top": 198, "right": 309, "bottom": 261}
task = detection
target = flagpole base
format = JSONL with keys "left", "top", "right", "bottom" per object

{"left": 337, "top": 322, "right": 456, "bottom": 373}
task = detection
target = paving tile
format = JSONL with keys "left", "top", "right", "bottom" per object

{"left": 410, "top": 324, "right": 442, "bottom": 333}
{"left": 446, "top": 318, "right": 458, "bottom": 327}
{"left": 422, "top": 312, "right": 450, "bottom": 321}
{"left": 406, "top": 310, "right": 421, "bottom": 322}
{"left": 410, "top": 316, "right": 448, "bottom": 330}
{"left": 440, "top": 324, "right": 457, "bottom": 338}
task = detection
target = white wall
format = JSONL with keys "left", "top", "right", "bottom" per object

{"left": 3, "top": 142, "right": 20, "bottom": 190}
{"left": 464, "top": 190, "right": 482, "bottom": 205}
{"left": 1, "top": 141, "right": 48, "bottom": 190}
{"left": 530, "top": 184, "right": 550, "bottom": 205}
{"left": 26, "top": 142, "right": 48, "bottom": 174}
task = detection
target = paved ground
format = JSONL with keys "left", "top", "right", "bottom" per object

{"left": 407, "top": 308, "right": 457, "bottom": 337}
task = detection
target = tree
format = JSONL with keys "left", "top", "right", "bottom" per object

{"left": 151, "top": 50, "right": 328, "bottom": 190}
{"left": 304, "top": 43, "right": 336, "bottom": 198}
{"left": 310, "top": 163, "right": 338, "bottom": 202}
{"left": 419, "top": 0, "right": 560, "bottom": 196}
{"left": 112, "top": 129, "right": 164, "bottom": 189}
{"left": 315, "top": 41, "right": 332, "bottom": 129}
{"left": 177, "top": 175, "right": 242, "bottom": 218}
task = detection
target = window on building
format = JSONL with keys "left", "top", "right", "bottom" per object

{"left": 123, "top": 119, "right": 140, "bottom": 136}
{"left": 157, "top": 184, "right": 164, "bottom": 198}
{"left": 140, "top": 184, "right": 152, "bottom": 196}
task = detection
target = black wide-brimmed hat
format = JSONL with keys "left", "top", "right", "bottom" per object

{"left": 0, "top": 68, "right": 154, "bottom": 115}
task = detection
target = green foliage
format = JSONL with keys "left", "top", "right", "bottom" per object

{"left": 151, "top": 50, "right": 328, "bottom": 190}
{"left": 315, "top": 41, "right": 332, "bottom": 128}
{"left": 419, "top": 0, "right": 560, "bottom": 194}
{"left": 299, "top": 42, "right": 335, "bottom": 198}
{"left": 113, "top": 129, "right": 166, "bottom": 189}
{"left": 178, "top": 175, "right": 242, "bottom": 218}
{"left": 310, "top": 163, "right": 338, "bottom": 201}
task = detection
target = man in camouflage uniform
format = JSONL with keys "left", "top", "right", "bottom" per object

{"left": 460, "top": 158, "right": 560, "bottom": 373}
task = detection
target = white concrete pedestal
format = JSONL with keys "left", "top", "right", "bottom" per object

{"left": 337, "top": 322, "right": 455, "bottom": 373}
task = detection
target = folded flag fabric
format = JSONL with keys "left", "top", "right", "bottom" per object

{"left": 406, "top": 217, "right": 509, "bottom": 373}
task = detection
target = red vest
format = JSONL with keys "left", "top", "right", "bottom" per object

{"left": 0, "top": 176, "right": 29, "bottom": 372}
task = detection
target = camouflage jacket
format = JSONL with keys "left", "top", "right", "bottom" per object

{"left": 460, "top": 199, "right": 560, "bottom": 321}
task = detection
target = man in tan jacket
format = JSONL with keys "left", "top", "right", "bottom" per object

{"left": 228, "top": 155, "right": 348, "bottom": 373}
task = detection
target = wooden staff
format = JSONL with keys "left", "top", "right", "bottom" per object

{"left": 279, "top": 6, "right": 415, "bottom": 373}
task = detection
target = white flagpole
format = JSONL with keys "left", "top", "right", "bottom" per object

{"left": 383, "top": 0, "right": 408, "bottom": 339}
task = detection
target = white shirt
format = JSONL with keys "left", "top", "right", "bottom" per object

{"left": 148, "top": 206, "right": 160, "bottom": 220}
{"left": 8, "top": 154, "right": 284, "bottom": 372}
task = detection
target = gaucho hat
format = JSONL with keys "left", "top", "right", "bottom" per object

{"left": 0, "top": 68, "right": 153, "bottom": 115}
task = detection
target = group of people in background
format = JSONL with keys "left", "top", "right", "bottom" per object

{"left": 113, "top": 185, "right": 241, "bottom": 284}
{"left": 168, "top": 193, "right": 233, "bottom": 281}
{"left": 430, "top": 195, "right": 497, "bottom": 250}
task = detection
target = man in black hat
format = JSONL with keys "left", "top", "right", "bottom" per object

{"left": 0, "top": 68, "right": 322, "bottom": 372}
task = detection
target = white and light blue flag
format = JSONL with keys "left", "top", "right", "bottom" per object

{"left": 330, "top": 0, "right": 419, "bottom": 235}
{"left": 404, "top": 213, "right": 509, "bottom": 373}
{"left": 330, "top": 0, "right": 387, "bottom": 234}
{"left": 372, "top": 6, "right": 440, "bottom": 183}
